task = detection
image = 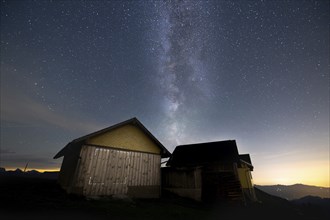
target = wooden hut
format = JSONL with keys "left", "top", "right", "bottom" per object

{"left": 162, "top": 140, "right": 256, "bottom": 202}
{"left": 54, "top": 118, "right": 171, "bottom": 198}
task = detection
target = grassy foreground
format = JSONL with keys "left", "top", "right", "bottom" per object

{"left": 0, "top": 175, "right": 328, "bottom": 220}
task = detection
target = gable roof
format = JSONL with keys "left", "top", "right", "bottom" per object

{"left": 239, "top": 154, "right": 252, "bottom": 164}
{"left": 54, "top": 117, "right": 171, "bottom": 159}
{"left": 166, "top": 140, "right": 240, "bottom": 167}
{"left": 239, "top": 154, "right": 254, "bottom": 170}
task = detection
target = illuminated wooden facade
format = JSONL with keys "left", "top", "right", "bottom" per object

{"left": 54, "top": 118, "right": 170, "bottom": 198}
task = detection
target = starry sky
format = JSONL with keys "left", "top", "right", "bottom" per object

{"left": 1, "top": 0, "right": 329, "bottom": 186}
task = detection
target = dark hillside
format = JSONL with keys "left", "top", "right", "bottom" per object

{"left": 292, "top": 196, "right": 330, "bottom": 208}
{"left": 0, "top": 175, "right": 328, "bottom": 220}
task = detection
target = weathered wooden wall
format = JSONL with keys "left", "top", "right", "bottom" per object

{"left": 58, "top": 147, "right": 80, "bottom": 190}
{"left": 162, "top": 164, "right": 246, "bottom": 202}
{"left": 162, "top": 167, "right": 202, "bottom": 201}
{"left": 73, "top": 145, "right": 161, "bottom": 198}
{"left": 238, "top": 167, "right": 253, "bottom": 189}
{"left": 238, "top": 164, "right": 257, "bottom": 201}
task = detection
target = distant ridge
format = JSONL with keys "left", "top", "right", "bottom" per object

{"left": 255, "top": 184, "right": 330, "bottom": 200}
{"left": 0, "top": 167, "right": 59, "bottom": 179}
{"left": 292, "top": 195, "right": 330, "bottom": 209}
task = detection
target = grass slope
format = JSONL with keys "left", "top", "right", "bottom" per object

{"left": 0, "top": 175, "right": 328, "bottom": 220}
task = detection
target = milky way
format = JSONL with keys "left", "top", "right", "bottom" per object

{"left": 152, "top": 1, "right": 215, "bottom": 145}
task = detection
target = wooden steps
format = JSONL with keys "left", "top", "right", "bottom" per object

{"left": 220, "top": 172, "right": 244, "bottom": 203}
{"left": 202, "top": 171, "right": 245, "bottom": 204}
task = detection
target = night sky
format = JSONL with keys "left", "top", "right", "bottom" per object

{"left": 1, "top": 0, "right": 329, "bottom": 186}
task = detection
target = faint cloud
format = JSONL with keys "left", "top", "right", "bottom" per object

{"left": 0, "top": 148, "right": 16, "bottom": 154}
{"left": 0, "top": 86, "right": 105, "bottom": 134}
{"left": 261, "top": 150, "right": 299, "bottom": 160}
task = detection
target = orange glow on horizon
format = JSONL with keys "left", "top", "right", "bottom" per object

{"left": 253, "top": 160, "right": 330, "bottom": 187}
{"left": 253, "top": 179, "right": 330, "bottom": 188}
{"left": 4, "top": 167, "right": 60, "bottom": 173}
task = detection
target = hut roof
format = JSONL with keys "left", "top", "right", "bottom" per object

{"left": 239, "top": 154, "right": 252, "bottom": 164}
{"left": 54, "top": 117, "right": 171, "bottom": 159}
{"left": 239, "top": 154, "right": 254, "bottom": 170}
{"left": 166, "top": 140, "right": 240, "bottom": 167}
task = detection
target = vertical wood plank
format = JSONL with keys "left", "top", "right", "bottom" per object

{"left": 148, "top": 154, "right": 152, "bottom": 185}
{"left": 134, "top": 152, "right": 139, "bottom": 185}
{"left": 109, "top": 150, "right": 115, "bottom": 195}
{"left": 91, "top": 147, "right": 100, "bottom": 196}
{"left": 85, "top": 146, "right": 95, "bottom": 196}
{"left": 143, "top": 153, "right": 146, "bottom": 186}
{"left": 120, "top": 151, "right": 126, "bottom": 194}
{"left": 146, "top": 154, "right": 150, "bottom": 185}
{"left": 140, "top": 153, "right": 143, "bottom": 186}
{"left": 95, "top": 148, "right": 102, "bottom": 195}
{"left": 127, "top": 151, "right": 132, "bottom": 186}
{"left": 132, "top": 152, "right": 138, "bottom": 185}
{"left": 155, "top": 155, "right": 160, "bottom": 185}
{"left": 123, "top": 151, "right": 129, "bottom": 194}
{"left": 103, "top": 149, "right": 110, "bottom": 194}
{"left": 117, "top": 151, "right": 124, "bottom": 194}
{"left": 145, "top": 154, "right": 149, "bottom": 186}
{"left": 136, "top": 153, "right": 140, "bottom": 186}
{"left": 93, "top": 148, "right": 102, "bottom": 195}
{"left": 153, "top": 154, "right": 157, "bottom": 185}
{"left": 94, "top": 147, "right": 103, "bottom": 196}
{"left": 76, "top": 146, "right": 86, "bottom": 187}
{"left": 104, "top": 149, "right": 111, "bottom": 195}
{"left": 81, "top": 146, "right": 89, "bottom": 195}
{"left": 101, "top": 149, "right": 108, "bottom": 195}
{"left": 99, "top": 149, "right": 107, "bottom": 195}
{"left": 85, "top": 147, "right": 94, "bottom": 196}
{"left": 112, "top": 150, "right": 119, "bottom": 195}
{"left": 140, "top": 153, "right": 144, "bottom": 186}
{"left": 107, "top": 149, "right": 115, "bottom": 195}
